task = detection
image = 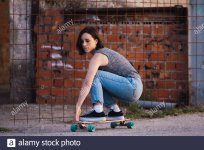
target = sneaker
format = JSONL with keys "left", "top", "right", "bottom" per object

{"left": 106, "top": 110, "right": 125, "bottom": 121}
{"left": 80, "top": 109, "right": 106, "bottom": 122}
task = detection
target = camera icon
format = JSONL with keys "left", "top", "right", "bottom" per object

{"left": 7, "top": 139, "right": 16, "bottom": 147}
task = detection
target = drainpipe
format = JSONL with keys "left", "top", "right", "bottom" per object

{"left": 135, "top": 100, "right": 176, "bottom": 109}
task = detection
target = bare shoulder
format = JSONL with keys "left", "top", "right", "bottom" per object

{"left": 91, "top": 53, "right": 108, "bottom": 66}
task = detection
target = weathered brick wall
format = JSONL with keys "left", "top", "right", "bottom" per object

{"left": 34, "top": 9, "right": 188, "bottom": 105}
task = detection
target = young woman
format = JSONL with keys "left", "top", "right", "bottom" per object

{"left": 75, "top": 26, "right": 143, "bottom": 122}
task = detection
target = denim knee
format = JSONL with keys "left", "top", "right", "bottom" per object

{"left": 95, "top": 70, "right": 103, "bottom": 78}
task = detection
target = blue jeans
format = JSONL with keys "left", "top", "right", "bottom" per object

{"left": 90, "top": 70, "right": 143, "bottom": 108}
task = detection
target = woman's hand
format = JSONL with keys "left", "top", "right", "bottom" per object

{"left": 75, "top": 106, "right": 82, "bottom": 122}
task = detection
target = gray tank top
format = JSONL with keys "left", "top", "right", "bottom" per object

{"left": 94, "top": 48, "right": 140, "bottom": 78}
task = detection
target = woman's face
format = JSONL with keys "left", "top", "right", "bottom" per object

{"left": 81, "top": 33, "right": 98, "bottom": 53}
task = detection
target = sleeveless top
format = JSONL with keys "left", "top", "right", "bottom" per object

{"left": 94, "top": 47, "right": 140, "bottom": 78}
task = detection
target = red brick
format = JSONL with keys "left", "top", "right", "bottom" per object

{"left": 52, "top": 70, "right": 63, "bottom": 78}
{"left": 117, "top": 51, "right": 126, "bottom": 57}
{"left": 153, "top": 44, "right": 164, "bottom": 52}
{"left": 176, "top": 63, "right": 187, "bottom": 71}
{"left": 36, "top": 97, "right": 48, "bottom": 104}
{"left": 143, "top": 26, "right": 152, "bottom": 34}
{"left": 166, "top": 53, "right": 178, "bottom": 61}
{"left": 176, "top": 81, "right": 188, "bottom": 90}
{"left": 110, "top": 44, "right": 118, "bottom": 50}
{"left": 166, "top": 62, "right": 176, "bottom": 70}
{"left": 152, "top": 90, "right": 169, "bottom": 99}
{"left": 37, "top": 79, "right": 52, "bottom": 87}
{"left": 63, "top": 70, "right": 74, "bottom": 78}
{"left": 38, "top": 52, "right": 49, "bottom": 59}
{"left": 155, "top": 63, "right": 165, "bottom": 70}
{"left": 144, "top": 71, "right": 152, "bottom": 79}
{"left": 53, "top": 16, "right": 64, "bottom": 25}
{"left": 64, "top": 88, "right": 71, "bottom": 96}
{"left": 169, "top": 90, "right": 179, "bottom": 99}
{"left": 64, "top": 80, "right": 74, "bottom": 88}
{"left": 38, "top": 35, "right": 48, "bottom": 43}
{"left": 84, "top": 53, "right": 91, "bottom": 60}
{"left": 74, "top": 80, "right": 83, "bottom": 88}
{"left": 37, "top": 89, "right": 50, "bottom": 96}
{"left": 36, "top": 70, "right": 52, "bottom": 78}
{"left": 36, "top": 60, "right": 43, "bottom": 68}
{"left": 64, "top": 32, "right": 76, "bottom": 43}
{"left": 134, "top": 62, "right": 144, "bottom": 71}
{"left": 171, "top": 73, "right": 188, "bottom": 80}
{"left": 44, "top": 9, "right": 64, "bottom": 17}
{"left": 156, "top": 81, "right": 176, "bottom": 89}
{"left": 150, "top": 53, "right": 165, "bottom": 61}
{"left": 144, "top": 62, "right": 154, "bottom": 70}
{"left": 178, "top": 54, "right": 188, "bottom": 61}
{"left": 122, "top": 26, "right": 131, "bottom": 33}
{"left": 48, "top": 34, "right": 62, "bottom": 41}
{"left": 144, "top": 45, "right": 152, "bottom": 51}
{"left": 75, "top": 71, "right": 86, "bottom": 79}
{"left": 107, "top": 34, "right": 120, "bottom": 42}
{"left": 44, "top": 16, "right": 52, "bottom": 25}
{"left": 44, "top": 26, "right": 51, "bottom": 33}
{"left": 85, "top": 61, "right": 89, "bottom": 68}
{"left": 63, "top": 41, "right": 70, "bottom": 49}
{"left": 111, "top": 26, "right": 118, "bottom": 33}
{"left": 53, "top": 79, "right": 64, "bottom": 87}
{"left": 71, "top": 89, "right": 80, "bottom": 97}
{"left": 139, "top": 70, "right": 146, "bottom": 79}
{"left": 160, "top": 72, "right": 171, "bottom": 79}
{"left": 74, "top": 62, "right": 84, "bottom": 69}
{"left": 127, "top": 52, "right": 146, "bottom": 61}
{"left": 51, "top": 88, "right": 69, "bottom": 96}
{"left": 53, "top": 97, "right": 71, "bottom": 105}
{"left": 153, "top": 25, "right": 164, "bottom": 35}
{"left": 69, "top": 52, "right": 82, "bottom": 59}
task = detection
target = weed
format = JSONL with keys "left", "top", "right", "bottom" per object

{"left": 125, "top": 103, "right": 204, "bottom": 119}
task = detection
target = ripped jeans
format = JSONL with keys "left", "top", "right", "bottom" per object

{"left": 90, "top": 70, "right": 143, "bottom": 108}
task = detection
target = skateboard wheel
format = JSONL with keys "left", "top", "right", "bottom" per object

{"left": 87, "top": 124, "right": 96, "bottom": 132}
{"left": 110, "top": 122, "right": 118, "bottom": 128}
{"left": 127, "top": 121, "right": 135, "bottom": 129}
{"left": 70, "top": 124, "right": 78, "bottom": 132}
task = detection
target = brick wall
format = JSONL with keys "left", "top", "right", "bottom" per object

{"left": 34, "top": 9, "right": 188, "bottom": 105}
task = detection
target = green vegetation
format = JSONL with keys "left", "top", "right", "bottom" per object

{"left": 125, "top": 104, "right": 204, "bottom": 119}
{"left": 0, "top": 127, "right": 11, "bottom": 132}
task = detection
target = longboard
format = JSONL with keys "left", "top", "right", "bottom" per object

{"left": 70, "top": 119, "right": 135, "bottom": 132}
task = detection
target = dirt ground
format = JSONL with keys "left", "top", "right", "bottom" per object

{"left": 0, "top": 104, "right": 204, "bottom": 136}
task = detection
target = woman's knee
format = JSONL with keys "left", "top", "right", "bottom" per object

{"left": 94, "top": 70, "right": 107, "bottom": 81}
{"left": 95, "top": 70, "right": 104, "bottom": 78}
{"left": 92, "top": 70, "right": 104, "bottom": 86}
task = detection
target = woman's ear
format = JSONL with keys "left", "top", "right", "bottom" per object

{"left": 95, "top": 39, "right": 98, "bottom": 45}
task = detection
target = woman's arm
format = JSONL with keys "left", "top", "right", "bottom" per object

{"left": 75, "top": 53, "right": 108, "bottom": 121}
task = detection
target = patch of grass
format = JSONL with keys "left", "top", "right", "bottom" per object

{"left": 125, "top": 104, "right": 204, "bottom": 119}
{"left": 0, "top": 127, "right": 11, "bottom": 132}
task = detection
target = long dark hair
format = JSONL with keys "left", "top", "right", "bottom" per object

{"left": 76, "top": 26, "right": 104, "bottom": 55}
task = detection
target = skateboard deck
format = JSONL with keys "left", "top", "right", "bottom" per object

{"left": 70, "top": 119, "right": 135, "bottom": 132}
